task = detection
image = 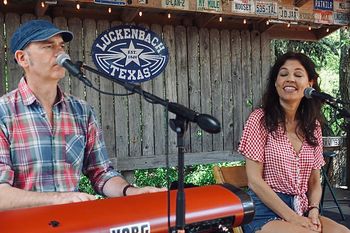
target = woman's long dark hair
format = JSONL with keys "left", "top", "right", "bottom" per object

{"left": 262, "top": 52, "right": 323, "bottom": 146}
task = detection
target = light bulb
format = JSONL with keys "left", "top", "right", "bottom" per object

{"left": 287, "top": 23, "right": 291, "bottom": 28}
{"left": 76, "top": 3, "right": 80, "bottom": 10}
{"left": 326, "top": 28, "right": 329, "bottom": 32}
{"left": 3, "top": 0, "right": 7, "bottom": 5}
{"left": 108, "top": 7, "right": 111, "bottom": 13}
{"left": 308, "top": 26, "right": 312, "bottom": 30}
{"left": 243, "top": 19, "right": 247, "bottom": 24}
{"left": 168, "top": 13, "right": 171, "bottom": 19}
{"left": 139, "top": 11, "right": 142, "bottom": 16}
{"left": 41, "top": 1, "right": 45, "bottom": 7}
{"left": 219, "top": 16, "right": 222, "bottom": 22}
{"left": 266, "top": 20, "right": 270, "bottom": 25}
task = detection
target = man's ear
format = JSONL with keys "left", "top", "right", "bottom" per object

{"left": 14, "top": 50, "right": 28, "bottom": 68}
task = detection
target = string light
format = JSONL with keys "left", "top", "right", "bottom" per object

{"left": 219, "top": 16, "right": 222, "bottom": 22}
{"left": 167, "top": 13, "right": 171, "bottom": 19}
{"left": 308, "top": 26, "right": 312, "bottom": 30}
{"left": 108, "top": 7, "right": 112, "bottom": 13}
{"left": 138, "top": 10, "right": 143, "bottom": 16}
{"left": 243, "top": 19, "right": 247, "bottom": 24}
{"left": 41, "top": 1, "right": 45, "bottom": 7}
{"left": 266, "top": 20, "right": 270, "bottom": 25}
{"left": 287, "top": 23, "right": 291, "bottom": 28}
{"left": 3, "top": 0, "right": 7, "bottom": 5}
{"left": 76, "top": 3, "right": 80, "bottom": 10}
{"left": 326, "top": 28, "right": 329, "bottom": 33}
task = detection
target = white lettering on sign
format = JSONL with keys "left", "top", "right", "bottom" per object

{"left": 197, "top": 0, "right": 222, "bottom": 11}
{"left": 162, "top": 0, "right": 189, "bottom": 9}
{"left": 232, "top": 0, "right": 255, "bottom": 14}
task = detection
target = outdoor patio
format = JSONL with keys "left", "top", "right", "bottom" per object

{"left": 322, "top": 187, "right": 350, "bottom": 228}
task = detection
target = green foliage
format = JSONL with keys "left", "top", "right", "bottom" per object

{"left": 134, "top": 161, "right": 246, "bottom": 187}
{"left": 78, "top": 175, "right": 96, "bottom": 195}
{"left": 273, "top": 32, "right": 340, "bottom": 71}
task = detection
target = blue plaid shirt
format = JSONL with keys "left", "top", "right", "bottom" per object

{"left": 0, "top": 78, "right": 120, "bottom": 194}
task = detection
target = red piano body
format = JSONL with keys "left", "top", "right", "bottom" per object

{"left": 0, "top": 184, "right": 254, "bottom": 233}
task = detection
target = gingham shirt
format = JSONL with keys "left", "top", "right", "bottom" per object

{"left": 0, "top": 78, "right": 120, "bottom": 194}
{"left": 239, "top": 108, "right": 325, "bottom": 215}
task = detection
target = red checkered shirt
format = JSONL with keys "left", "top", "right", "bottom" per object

{"left": 0, "top": 78, "right": 121, "bottom": 194}
{"left": 239, "top": 108, "right": 325, "bottom": 215}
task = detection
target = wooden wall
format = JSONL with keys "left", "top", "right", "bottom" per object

{"left": 0, "top": 13, "right": 272, "bottom": 171}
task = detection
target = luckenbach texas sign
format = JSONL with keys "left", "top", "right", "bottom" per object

{"left": 92, "top": 25, "right": 169, "bottom": 83}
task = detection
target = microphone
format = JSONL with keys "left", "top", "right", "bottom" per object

{"left": 304, "top": 87, "right": 344, "bottom": 104}
{"left": 168, "top": 102, "right": 221, "bottom": 134}
{"left": 56, "top": 53, "right": 83, "bottom": 78}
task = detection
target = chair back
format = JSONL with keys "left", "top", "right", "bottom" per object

{"left": 213, "top": 165, "right": 248, "bottom": 233}
{"left": 213, "top": 165, "right": 248, "bottom": 188}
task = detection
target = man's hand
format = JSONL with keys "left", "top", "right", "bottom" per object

{"left": 125, "top": 186, "right": 167, "bottom": 196}
{"left": 53, "top": 192, "right": 97, "bottom": 205}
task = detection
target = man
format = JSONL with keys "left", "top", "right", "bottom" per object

{"left": 0, "top": 19, "right": 165, "bottom": 210}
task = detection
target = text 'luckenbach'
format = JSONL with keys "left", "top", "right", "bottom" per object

{"left": 95, "top": 28, "right": 166, "bottom": 54}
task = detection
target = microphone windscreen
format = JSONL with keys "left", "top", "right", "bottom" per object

{"left": 197, "top": 114, "right": 221, "bottom": 134}
{"left": 56, "top": 53, "right": 70, "bottom": 66}
{"left": 304, "top": 87, "right": 314, "bottom": 99}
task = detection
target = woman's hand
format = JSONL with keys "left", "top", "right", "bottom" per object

{"left": 288, "top": 214, "right": 321, "bottom": 232}
{"left": 308, "top": 208, "right": 322, "bottom": 232}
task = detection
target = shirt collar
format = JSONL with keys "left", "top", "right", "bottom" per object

{"left": 18, "top": 77, "right": 65, "bottom": 106}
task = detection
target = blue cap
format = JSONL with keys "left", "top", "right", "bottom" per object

{"left": 10, "top": 19, "right": 73, "bottom": 54}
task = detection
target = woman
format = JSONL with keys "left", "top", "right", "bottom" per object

{"left": 239, "top": 52, "right": 349, "bottom": 233}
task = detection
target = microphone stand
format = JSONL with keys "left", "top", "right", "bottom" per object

{"left": 76, "top": 63, "right": 220, "bottom": 233}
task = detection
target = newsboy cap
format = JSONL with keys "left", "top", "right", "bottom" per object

{"left": 10, "top": 19, "right": 73, "bottom": 54}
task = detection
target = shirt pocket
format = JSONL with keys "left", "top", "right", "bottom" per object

{"left": 65, "top": 134, "right": 86, "bottom": 168}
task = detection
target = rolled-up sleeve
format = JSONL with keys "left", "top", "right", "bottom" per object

{"left": 0, "top": 125, "right": 14, "bottom": 185}
{"left": 83, "top": 109, "right": 121, "bottom": 195}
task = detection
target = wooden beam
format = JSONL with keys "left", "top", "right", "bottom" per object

{"left": 35, "top": 1, "right": 49, "bottom": 17}
{"left": 253, "top": 18, "right": 275, "bottom": 33}
{"left": 314, "top": 25, "right": 342, "bottom": 40}
{"left": 194, "top": 13, "right": 218, "bottom": 28}
{"left": 294, "top": 0, "right": 311, "bottom": 7}
{"left": 121, "top": 7, "right": 139, "bottom": 22}
{"left": 114, "top": 150, "right": 244, "bottom": 171}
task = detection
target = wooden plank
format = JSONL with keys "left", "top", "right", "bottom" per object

{"left": 175, "top": 25, "right": 190, "bottom": 152}
{"left": 111, "top": 20, "right": 129, "bottom": 159}
{"left": 220, "top": 29, "right": 234, "bottom": 151}
{"left": 85, "top": 19, "right": 101, "bottom": 122}
{"left": 261, "top": 32, "right": 271, "bottom": 94}
{"left": 127, "top": 23, "right": 142, "bottom": 159}
{"left": 53, "top": 17, "right": 70, "bottom": 93}
{"left": 187, "top": 26, "right": 202, "bottom": 153}
{"left": 241, "top": 30, "right": 252, "bottom": 124}
{"left": 199, "top": 28, "right": 213, "bottom": 152}
{"left": 139, "top": 23, "right": 155, "bottom": 157}
{"left": 251, "top": 30, "right": 262, "bottom": 108}
{"left": 163, "top": 25, "right": 177, "bottom": 155}
{"left": 68, "top": 18, "right": 85, "bottom": 98}
{"left": 5, "top": 13, "right": 21, "bottom": 92}
{"left": 0, "top": 12, "right": 4, "bottom": 96}
{"left": 113, "top": 150, "right": 245, "bottom": 171}
{"left": 94, "top": 20, "right": 117, "bottom": 159}
{"left": 20, "top": 14, "right": 35, "bottom": 23}
{"left": 151, "top": 24, "right": 167, "bottom": 156}
{"left": 231, "top": 30, "right": 243, "bottom": 149}
{"left": 210, "top": 28, "right": 223, "bottom": 151}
